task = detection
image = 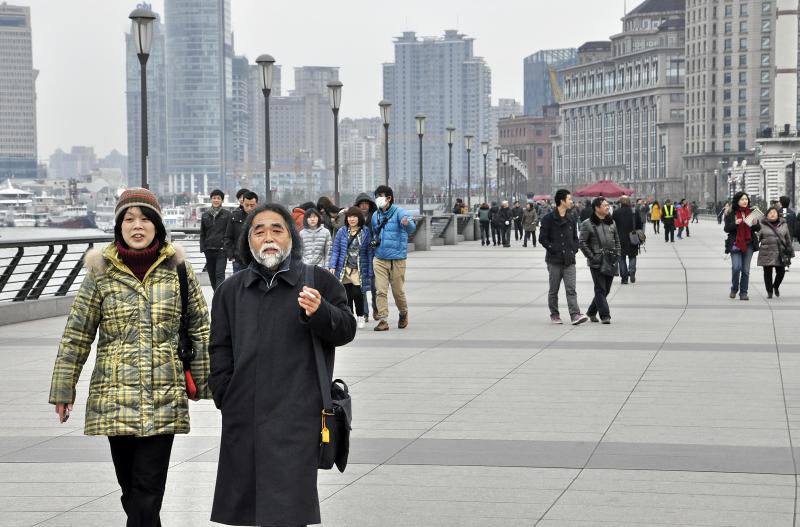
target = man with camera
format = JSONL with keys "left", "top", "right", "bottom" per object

{"left": 371, "top": 185, "right": 416, "bottom": 331}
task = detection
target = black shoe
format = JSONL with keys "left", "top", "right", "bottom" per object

{"left": 768, "top": 292, "right": 773, "bottom": 299}
{"left": 775, "top": 287, "right": 780, "bottom": 297}
{"left": 630, "top": 273, "right": 636, "bottom": 283}
{"left": 601, "top": 317, "right": 611, "bottom": 324}
{"left": 589, "top": 315, "right": 599, "bottom": 323}
{"left": 523, "top": 243, "right": 527, "bottom": 247}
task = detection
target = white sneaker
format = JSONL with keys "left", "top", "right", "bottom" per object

{"left": 358, "top": 318, "right": 365, "bottom": 329}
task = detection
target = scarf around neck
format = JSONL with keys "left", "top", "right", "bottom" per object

{"left": 735, "top": 208, "right": 752, "bottom": 252}
{"left": 115, "top": 240, "right": 161, "bottom": 282}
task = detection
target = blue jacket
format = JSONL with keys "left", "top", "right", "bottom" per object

{"left": 371, "top": 204, "right": 416, "bottom": 260}
{"left": 328, "top": 227, "right": 373, "bottom": 291}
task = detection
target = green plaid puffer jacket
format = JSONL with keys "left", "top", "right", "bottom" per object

{"left": 49, "top": 243, "right": 211, "bottom": 436}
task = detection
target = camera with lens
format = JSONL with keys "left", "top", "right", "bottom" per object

{"left": 369, "top": 239, "right": 380, "bottom": 249}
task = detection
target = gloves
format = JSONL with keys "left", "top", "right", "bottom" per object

{"left": 505, "top": 221, "right": 510, "bottom": 226}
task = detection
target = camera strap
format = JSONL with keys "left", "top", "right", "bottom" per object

{"left": 373, "top": 209, "right": 395, "bottom": 242}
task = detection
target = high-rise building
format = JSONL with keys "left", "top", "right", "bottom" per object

{"left": 230, "top": 55, "right": 250, "bottom": 178}
{"left": 245, "top": 63, "right": 281, "bottom": 184}
{"left": 683, "top": 0, "right": 798, "bottom": 203}
{"left": 553, "top": 0, "right": 686, "bottom": 198}
{"left": 125, "top": 3, "right": 166, "bottom": 190}
{"left": 165, "top": 0, "right": 233, "bottom": 191}
{"left": 48, "top": 146, "right": 97, "bottom": 181}
{"left": 523, "top": 49, "right": 577, "bottom": 116}
{"left": 0, "top": 3, "right": 37, "bottom": 179}
{"left": 340, "top": 117, "right": 382, "bottom": 197}
{"left": 383, "top": 30, "right": 491, "bottom": 196}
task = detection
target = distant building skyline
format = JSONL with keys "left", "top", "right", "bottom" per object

{"left": 523, "top": 48, "right": 577, "bottom": 116}
{"left": 0, "top": 3, "right": 37, "bottom": 179}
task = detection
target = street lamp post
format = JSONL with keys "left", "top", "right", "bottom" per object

{"left": 501, "top": 150, "right": 509, "bottom": 201}
{"left": 129, "top": 7, "right": 157, "bottom": 189}
{"left": 494, "top": 147, "right": 501, "bottom": 203}
{"left": 446, "top": 126, "right": 455, "bottom": 212}
{"left": 379, "top": 100, "right": 391, "bottom": 185}
{"left": 327, "top": 80, "right": 343, "bottom": 205}
{"left": 465, "top": 135, "right": 474, "bottom": 211}
{"left": 791, "top": 153, "right": 797, "bottom": 208}
{"left": 415, "top": 113, "right": 426, "bottom": 215}
{"left": 255, "top": 54, "right": 275, "bottom": 202}
{"left": 481, "top": 141, "right": 489, "bottom": 205}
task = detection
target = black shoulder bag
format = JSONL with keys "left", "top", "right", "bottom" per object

{"left": 304, "top": 264, "right": 352, "bottom": 473}
{"left": 591, "top": 223, "right": 620, "bottom": 277}
{"left": 176, "top": 263, "right": 198, "bottom": 400}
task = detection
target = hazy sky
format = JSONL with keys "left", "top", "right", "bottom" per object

{"left": 18, "top": 0, "right": 630, "bottom": 160}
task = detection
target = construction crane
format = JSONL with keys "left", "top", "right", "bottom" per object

{"left": 548, "top": 67, "right": 562, "bottom": 103}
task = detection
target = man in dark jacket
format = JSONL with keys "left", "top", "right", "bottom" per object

{"left": 224, "top": 191, "right": 258, "bottom": 272}
{"left": 209, "top": 203, "right": 357, "bottom": 527}
{"left": 661, "top": 199, "right": 676, "bottom": 242}
{"left": 512, "top": 201, "right": 524, "bottom": 241}
{"left": 488, "top": 201, "right": 500, "bottom": 246}
{"left": 779, "top": 196, "right": 797, "bottom": 242}
{"left": 579, "top": 199, "right": 593, "bottom": 222}
{"left": 200, "top": 189, "right": 232, "bottom": 290}
{"left": 579, "top": 197, "right": 621, "bottom": 323}
{"left": 497, "top": 201, "right": 514, "bottom": 247}
{"left": 538, "top": 189, "right": 588, "bottom": 325}
{"left": 612, "top": 195, "right": 644, "bottom": 284}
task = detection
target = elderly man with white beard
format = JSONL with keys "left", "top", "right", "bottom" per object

{"left": 207, "top": 203, "right": 357, "bottom": 527}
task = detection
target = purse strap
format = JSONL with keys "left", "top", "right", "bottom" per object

{"left": 176, "top": 262, "right": 194, "bottom": 365}
{"left": 304, "top": 263, "right": 333, "bottom": 412}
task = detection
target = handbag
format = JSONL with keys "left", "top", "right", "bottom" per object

{"left": 176, "top": 263, "right": 198, "bottom": 400}
{"left": 592, "top": 223, "right": 619, "bottom": 277}
{"left": 305, "top": 264, "right": 352, "bottom": 473}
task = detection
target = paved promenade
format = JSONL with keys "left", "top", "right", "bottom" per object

{"left": 3, "top": 218, "right": 800, "bottom": 526}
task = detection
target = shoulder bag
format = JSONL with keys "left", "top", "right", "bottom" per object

{"left": 176, "top": 262, "right": 198, "bottom": 400}
{"left": 305, "top": 264, "right": 352, "bottom": 473}
{"left": 591, "top": 223, "right": 619, "bottom": 277}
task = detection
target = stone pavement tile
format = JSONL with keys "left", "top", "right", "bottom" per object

{"left": 540, "top": 469, "right": 794, "bottom": 526}
{"left": 0, "top": 512, "right": 61, "bottom": 527}
{"left": 0, "top": 496, "right": 98, "bottom": 513}
{"left": 34, "top": 511, "right": 128, "bottom": 526}
{"left": 320, "top": 465, "right": 577, "bottom": 527}
{"left": 0, "top": 462, "right": 119, "bottom": 483}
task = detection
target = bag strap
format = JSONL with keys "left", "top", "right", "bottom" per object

{"left": 766, "top": 222, "right": 789, "bottom": 254}
{"left": 373, "top": 209, "right": 395, "bottom": 239}
{"left": 176, "top": 262, "right": 194, "bottom": 365}
{"left": 590, "top": 222, "right": 610, "bottom": 254}
{"left": 305, "top": 264, "right": 334, "bottom": 412}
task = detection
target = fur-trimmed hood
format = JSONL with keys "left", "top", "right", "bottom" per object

{"left": 85, "top": 242, "right": 187, "bottom": 275}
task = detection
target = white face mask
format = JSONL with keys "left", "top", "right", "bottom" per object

{"left": 375, "top": 196, "right": 388, "bottom": 209}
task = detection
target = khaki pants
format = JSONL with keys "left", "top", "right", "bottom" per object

{"left": 373, "top": 257, "right": 408, "bottom": 319}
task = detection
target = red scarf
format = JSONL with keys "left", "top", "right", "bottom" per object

{"left": 115, "top": 240, "right": 161, "bottom": 282}
{"left": 734, "top": 209, "right": 752, "bottom": 252}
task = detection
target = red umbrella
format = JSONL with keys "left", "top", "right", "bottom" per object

{"left": 532, "top": 194, "right": 552, "bottom": 201}
{"left": 573, "top": 180, "right": 635, "bottom": 198}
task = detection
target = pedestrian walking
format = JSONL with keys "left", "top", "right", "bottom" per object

{"left": 580, "top": 197, "right": 621, "bottom": 324}
{"left": 489, "top": 201, "right": 501, "bottom": 246}
{"left": 679, "top": 199, "right": 692, "bottom": 237}
{"left": 612, "top": 195, "right": 643, "bottom": 284}
{"left": 50, "top": 188, "right": 211, "bottom": 527}
{"left": 371, "top": 185, "right": 416, "bottom": 331}
{"left": 208, "top": 203, "right": 356, "bottom": 527}
{"left": 778, "top": 196, "right": 797, "bottom": 242}
{"left": 512, "top": 200, "right": 524, "bottom": 241}
{"left": 538, "top": 189, "right": 588, "bottom": 325}
{"left": 675, "top": 200, "right": 687, "bottom": 239}
{"left": 662, "top": 199, "right": 676, "bottom": 242}
{"left": 650, "top": 201, "right": 662, "bottom": 233}
{"left": 328, "top": 207, "right": 374, "bottom": 328}
{"left": 497, "top": 201, "right": 513, "bottom": 247}
{"left": 691, "top": 201, "right": 700, "bottom": 223}
{"left": 522, "top": 201, "right": 538, "bottom": 247}
{"left": 724, "top": 191, "right": 761, "bottom": 301}
{"left": 758, "top": 206, "right": 794, "bottom": 298}
{"left": 224, "top": 190, "right": 259, "bottom": 273}
{"left": 200, "top": 189, "right": 232, "bottom": 290}
{"left": 300, "top": 208, "right": 332, "bottom": 267}
{"left": 355, "top": 192, "right": 379, "bottom": 320}
{"left": 478, "top": 202, "right": 491, "bottom": 246}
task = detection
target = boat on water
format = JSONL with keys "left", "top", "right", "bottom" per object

{"left": 48, "top": 205, "right": 97, "bottom": 229}
{"left": 95, "top": 202, "right": 116, "bottom": 232}
{"left": 162, "top": 206, "right": 188, "bottom": 229}
{"left": 10, "top": 212, "right": 36, "bottom": 228}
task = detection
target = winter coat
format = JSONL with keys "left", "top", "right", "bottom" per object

{"left": 612, "top": 204, "right": 643, "bottom": 257}
{"left": 208, "top": 259, "right": 356, "bottom": 527}
{"left": 300, "top": 210, "right": 332, "bottom": 267}
{"left": 328, "top": 226, "right": 374, "bottom": 291}
{"left": 497, "top": 207, "right": 513, "bottom": 226}
{"left": 724, "top": 210, "right": 761, "bottom": 253}
{"left": 675, "top": 205, "right": 690, "bottom": 228}
{"left": 200, "top": 207, "right": 232, "bottom": 251}
{"left": 512, "top": 206, "right": 524, "bottom": 224}
{"left": 757, "top": 218, "right": 794, "bottom": 266}
{"left": 371, "top": 204, "right": 416, "bottom": 260}
{"left": 650, "top": 204, "right": 662, "bottom": 221}
{"left": 580, "top": 215, "right": 622, "bottom": 269}
{"left": 224, "top": 206, "right": 247, "bottom": 264}
{"left": 661, "top": 203, "right": 676, "bottom": 227}
{"left": 522, "top": 208, "right": 538, "bottom": 232}
{"left": 538, "top": 210, "right": 580, "bottom": 266}
{"left": 579, "top": 206, "right": 593, "bottom": 223}
{"left": 292, "top": 207, "right": 307, "bottom": 230}
{"left": 489, "top": 205, "right": 502, "bottom": 226}
{"left": 477, "top": 206, "right": 491, "bottom": 223}
{"left": 49, "top": 243, "right": 211, "bottom": 437}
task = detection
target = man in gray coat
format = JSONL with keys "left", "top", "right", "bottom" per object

{"left": 208, "top": 203, "right": 357, "bottom": 527}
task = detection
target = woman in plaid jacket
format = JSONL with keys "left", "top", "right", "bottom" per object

{"left": 49, "top": 188, "right": 210, "bottom": 527}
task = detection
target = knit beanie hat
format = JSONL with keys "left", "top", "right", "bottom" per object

{"left": 115, "top": 188, "right": 163, "bottom": 222}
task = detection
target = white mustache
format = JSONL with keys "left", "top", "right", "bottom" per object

{"left": 259, "top": 243, "right": 281, "bottom": 256}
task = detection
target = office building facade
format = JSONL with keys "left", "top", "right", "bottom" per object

{"left": 523, "top": 49, "right": 577, "bottom": 116}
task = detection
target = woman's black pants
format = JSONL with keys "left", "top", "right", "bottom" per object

{"left": 763, "top": 266, "right": 786, "bottom": 294}
{"left": 345, "top": 283, "right": 365, "bottom": 316}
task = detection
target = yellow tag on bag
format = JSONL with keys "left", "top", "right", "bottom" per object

{"left": 321, "top": 412, "right": 330, "bottom": 444}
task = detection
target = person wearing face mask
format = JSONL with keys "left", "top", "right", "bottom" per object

{"left": 208, "top": 203, "right": 356, "bottom": 527}
{"left": 724, "top": 191, "right": 761, "bottom": 300}
{"left": 49, "top": 188, "right": 211, "bottom": 527}
{"left": 371, "top": 185, "right": 416, "bottom": 331}
{"left": 758, "top": 206, "right": 794, "bottom": 298}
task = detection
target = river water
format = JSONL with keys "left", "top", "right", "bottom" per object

{"left": 0, "top": 227, "right": 107, "bottom": 242}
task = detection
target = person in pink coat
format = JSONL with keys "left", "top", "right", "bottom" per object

{"left": 676, "top": 199, "right": 691, "bottom": 239}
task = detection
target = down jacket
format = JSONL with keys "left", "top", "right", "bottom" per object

{"left": 300, "top": 209, "right": 332, "bottom": 267}
{"left": 757, "top": 218, "right": 794, "bottom": 266}
{"left": 328, "top": 226, "right": 374, "bottom": 291}
{"left": 579, "top": 215, "right": 621, "bottom": 269}
{"left": 371, "top": 204, "right": 416, "bottom": 260}
{"left": 49, "top": 243, "right": 211, "bottom": 437}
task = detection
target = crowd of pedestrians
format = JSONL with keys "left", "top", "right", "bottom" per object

{"left": 48, "top": 182, "right": 800, "bottom": 526}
